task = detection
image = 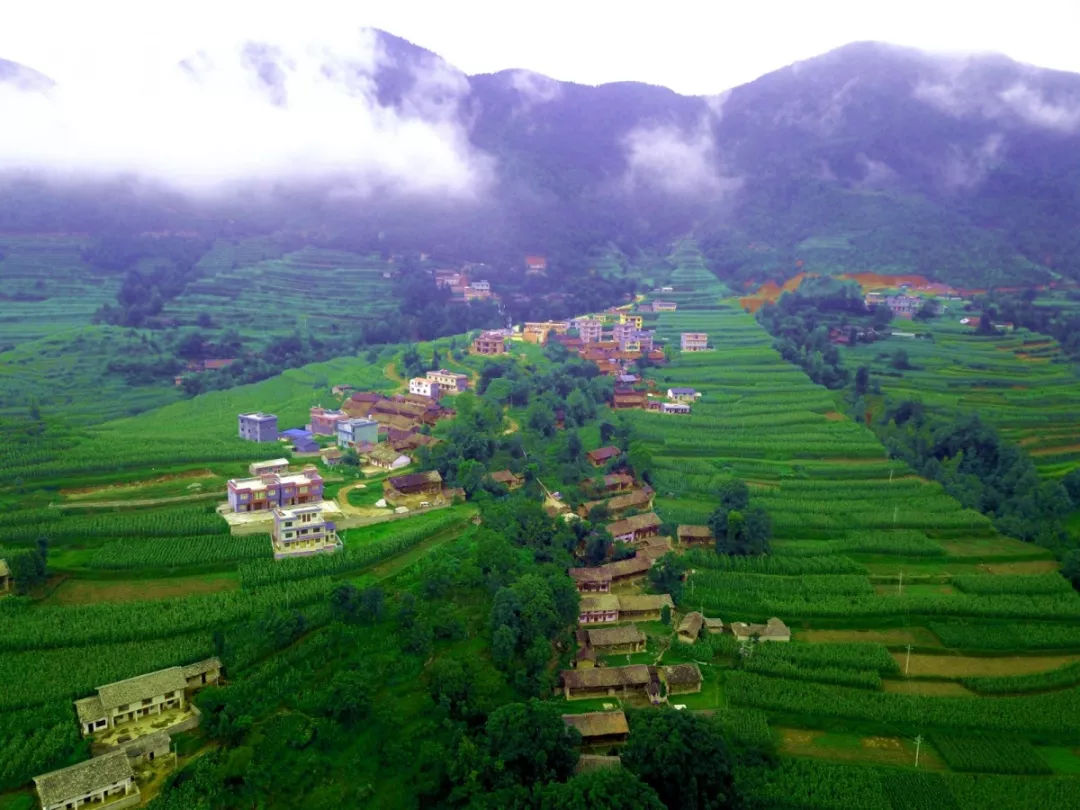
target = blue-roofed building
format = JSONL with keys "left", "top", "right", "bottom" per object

{"left": 293, "top": 438, "right": 319, "bottom": 453}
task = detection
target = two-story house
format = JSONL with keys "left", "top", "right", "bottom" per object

{"left": 237, "top": 412, "right": 278, "bottom": 442}
{"left": 271, "top": 504, "right": 342, "bottom": 558}
{"left": 226, "top": 466, "right": 324, "bottom": 512}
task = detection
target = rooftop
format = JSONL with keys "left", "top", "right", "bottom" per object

{"left": 561, "top": 665, "right": 652, "bottom": 690}
{"left": 617, "top": 593, "right": 674, "bottom": 613}
{"left": 562, "top": 711, "right": 630, "bottom": 739}
{"left": 387, "top": 470, "right": 443, "bottom": 489}
{"left": 96, "top": 667, "right": 188, "bottom": 712}
{"left": 34, "top": 751, "right": 134, "bottom": 806}
{"left": 580, "top": 594, "right": 620, "bottom": 613}
{"left": 606, "top": 512, "right": 661, "bottom": 536}
{"left": 662, "top": 663, "right": 703, "bottom": 686}
{"left": 586, "top": 624, "right": 645, "bottom": 648}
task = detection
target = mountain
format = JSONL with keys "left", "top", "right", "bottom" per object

{"left": 2, "top": 33, "right": 1080, "bottom": 286}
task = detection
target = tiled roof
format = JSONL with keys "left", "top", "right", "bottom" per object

{"left": 580, "top": 594, "right": 620, "bottom": 613}
{"left": 387, "top": 470, "right": 442, "bottom": 489}
{"left": 606, "top": 512, "right": 661, "bottom": 537}
{"left": 586, "top": 624, "right": 645, "bottom": 648}
{"left": 662, "top": 663, "right": 702, "bottom": 686}
{"left": 74, "top": 695, "right": 105, "bottom": 725}
{"left": 180, "top": 657, "right": 221, "bottom": 680}
{"left": 561, "top": 665, "right": 651, "bottom": 690}
{"left": 617, "top": 593, "right": 673, "bottom": 613}
{"left": 34, "top": 751, "right": 134, "bottom": 807}
{"left": 96, "top": 667, "right": 187, "bottom": 712}
{"left": 562, "top": 711, "right": 629, "bottom": 739}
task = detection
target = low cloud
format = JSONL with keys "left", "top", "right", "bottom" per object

{"left": 507, "top": 69, "right": 562, "bottom": 109}
{"left": 622, "top": 119, "right": 741, "bottom": 198}
{"left": 942, "top": 133, "right": 1005, "bottom": 189}
{"left": 998, "top": 83, "right": 1080, "bottom": 132}
{"left": 0, "top": 29, "right": 493, "bottom": 198}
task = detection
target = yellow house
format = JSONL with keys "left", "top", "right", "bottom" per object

{"left": 619, "top": 313, "right": 644, "bottom": 329}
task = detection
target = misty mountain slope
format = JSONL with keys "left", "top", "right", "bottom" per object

{"left": 2, "top": 32, "right": 1080, "bottom": 286}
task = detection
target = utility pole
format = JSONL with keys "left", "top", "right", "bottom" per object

{"left": 898, "top": 570, "right": 903, "bottom": 596}
{"left": 905, "top": 644, "right": 913, "bottom": 675}
{"left": 914, "top": 734, "right": 923, "bottom": 768}
{"left": 892, "top": 505, "right": 899, "bottom": 526}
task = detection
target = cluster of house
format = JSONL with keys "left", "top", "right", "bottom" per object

{"left": 434, "top": 268, "right": 497, "bottom": 302}
{"left": 560, "top": 662, "right": 702, "bottom": 702}
{"left": 172, "top": 357, "right": 236, "bottom": 386}
{"left": 864, "top": 291, "right": 945, "bottom": 319}
{"left": 33, "top": 658, "right": 221, "bottom": 810}
{"left": 611, "top": 382, "right": 700, "bottom": 415}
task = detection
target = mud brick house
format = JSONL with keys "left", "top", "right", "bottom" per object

{"left": 578, "top": 594, "right": 620, "bottom": 624}
{"left": 616, "top": 593, "right": 674, "bottom": 622}
{"left": 384, "top": 470, "right": 443, "bottom": 498}
{"left": 677, "top": 525, "right": 714, "bottom": 546}
{"left": 586, "top": 446, "right": 622, "bottom": 467}
{"left": 237, "top": 412, "right": 278, "bottom": 442}
{"left": 34, "top": 751, "right": 139, "bottom": 810}
{"left": 561, "top": 665, "right": 652, "bottom": 700}
{"left": 606, "top": 512, "right": 662, "bottom": 544}
{"left": 662, "top": 663, "right": 703, "bottom": 695}
{"left": 677, "top": 611, "right": 705, "bottom": 644}
{"left": 227, "top": 466, "right": 323, "bottom": 512}
{"left": 730, "top": 617, "right": 791, "bottom": 642}
{"left": 583, "top": 623, "right": 646, "bottom": 654}
{"left": 562, "top": 711, "right": 630, "bottom": 745}
{"left": 0, "top": 558, "right": 10, "bottom": 595}
{"left": 489, "top": 469, "right": 524, "bottom": 489}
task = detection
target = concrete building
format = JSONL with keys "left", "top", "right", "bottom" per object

{"left": 75, "top": 668, "right": 186, "bottom": 736}
{"left": 680, "top": 333, "right": 710, "bottom": 352}
{"left": 667, "top": 387, "right": 698, "bottom": 403}
{"left": 571, "top": 318, "right": 605, "bottom": 344}
{"left": 271, "top": 504, "right": 341, "bottom": 559}
{"left": 226, "top": 466, "right": 324, "bottom": 512}
{"left": 310, "top": 407, "right": 347, "bottom": 436}
{"left": 34, "top": 751, "right": 139, "bottom": 810}
{"left": 472, "top": 331, "right": 507, "bottom": 355}
{"left": 408, "top": 377, "right": 442, "bottom": 400}
{"left": 426, "top": 368, "right": 469, "bottom": 393}
{"left": 248, "top": 458, "right": 289, "bottom": 477}
{"left": 661, "top": 402, "right": 691, "bottom": 415}
{"left": 237, "top": 412, "right": 278, "bottom": 442}
{"left": 653, "top": 301, "right": 677, "bottom": 311}
{"left": 337, "top": 417, "right": 379, "bottom": 449}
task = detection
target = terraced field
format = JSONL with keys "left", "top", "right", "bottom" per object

{"left": 845, "top": 320, "right": 1080, "bottom": 478}
{"left": 0, "top": 235, "right": 119, "bottom": 347}
{"left": 164, "top": 244, "right": 398, "bottom": 336}
{"left": 622, "top": 250, "right": 1080, "bottom": 790}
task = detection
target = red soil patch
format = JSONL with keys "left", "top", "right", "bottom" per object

{"left": 823, "top": 411, "right": 846, "bottom": 421}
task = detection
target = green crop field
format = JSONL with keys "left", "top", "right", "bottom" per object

{"left": 845, "top": 320, "right": 1080, "bottom": 479}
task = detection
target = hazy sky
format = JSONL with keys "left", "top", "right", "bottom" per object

{"left": 3, "top": 0, "right": 1080, "bottom": 95}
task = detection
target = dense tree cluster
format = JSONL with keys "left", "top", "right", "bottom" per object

{"left": 707, "top": 480, "right": 773, "bottom": 557}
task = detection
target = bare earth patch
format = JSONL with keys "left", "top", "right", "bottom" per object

{"left": 46, "top": 574, "right": 238, "bottom": 604}
{"left": 1030, "top": 443, "right": 1080, "bottom": 457}
{"left": 890, "top": 652, "right": 1080, "bottom": 678}
{"left": 63, "top": 469, "right": 216, "bottom": 498}
{"left": 798, "top": 627, "right": 941, "bottom": 647}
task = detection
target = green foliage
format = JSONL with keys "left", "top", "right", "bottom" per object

{"left": 87, "top": 533, "right": 269, "bottom": 569}
{"left": 735, "top": 757, "right": 890, "bottom": 810}
{"left": 880, "top": 772, "right": 958, "bottom": 810}
{"left": 929, "top": 621, "right": 1080, "bottom": 650}
{"left": 538, "top": 767, "right": 665, "bottom": 810}
{"left": 929, "top": 732, "right": 1051, "bottom": 774}
{"left": 743, "top": 657, "right": 882, "bottom": 690}
{"left": 648, "top": 552, "right": 687, "bottom": 601}
{"left": 621, "top": 709, "right": 737, "bottom": 810}
{"left": 0, "top": 703, "right": 85, "bottom": 792}
{"left": 951, "top": 573, "right": 1072, "bottom": 595}
{"left": 685, "top": 548, "right": 864, "bottom": 575}
{"left": 961, "top": 661, "right": 1080, "bottom": 695}
{"left": 750, "top": 642, "right": 899, "bottom": 674}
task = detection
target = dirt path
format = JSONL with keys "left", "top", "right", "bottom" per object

{"left": 383, "top": 361, "right": 406, "bottom": 391}
{"left": 52, "top": 491, "right": 222, "bottom": 509}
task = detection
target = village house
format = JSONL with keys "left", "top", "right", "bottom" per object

{"left": 606, "top": 512, "right": 662, "bottom": 544}
{"left": 426, "top": 368, "right": 469, "bottom": 393}
{"left": 562, "top": 711, "right": 630, "bottom": 746}
{"left": 730, "top": 617, "right": 791, "bottom": 643}
{"left": 248, "top": 458, "right": 290, "bottom": 477}
{"left": 680, "top": 332, "right": 710, "bottom": 352}
{"left": 34, "top": 751, "right": 139, "bottom": 810}
{"left": 237, "top": 412, "right": 278, "bottom": 443}
{"left": 586, "top": 446, "right": 622, "bottom": 467}
{"left": 525, "top": 254, "right": 548, "bottom": 273}
{"left": 407, "top": 377, "right": 442, "bottom": 400}
{"left": 384, "top": 470, "right": 443, "bottom": 499}
{"left": 583, "top": 623, "right": 646, "bottom": 654}
{"left": 677, "top": 611, "right": 705, "bottom": 644}
{"left": 320, "top": 447, "right": 343, "bottom": 467}
{"left": 122, "top": 731, "right": 172, "bottom": 767}
{"left": 584, "top": 488, "right": 654, "bottom": 517}
{"left": 331, "top": 384, "right": 354, "bottom": 397}
{"left": 653, "top": 301, "right": 677, "bottom": 312}
{"left": 618, "top": 594, "right": 675, "bottom": 623}
{"left": 560, "top": 665, "right": 652, "bottom": 701}
{"left": 570, "top": 317, "right": 605, "bottom": 344}
{"left": 666, "top": 387, "right": 698, "bottom": 403}
{"left": 472, "top": 331, "right": 507, "bottom": 355}
{"left": 464, "top": 281, "right": 493, "bottom": 301}
{"left": 434, "top": 269, "right": 466, "bottom": 288}
{"left": 885, "top": 294, "right": 922, "bottom": 318}
{"left": 568, "top": 566, "right": 612, "bottom": 593}
{"left": 342, "top": 391, "right": 385, "bottom": 417}
{"left": 226, "top": 466, "right": 324, "bottom": 513}
{"left": 272, "top": 504, "right": 341, "bottom": 558}
{"left": 73, "top": 658, "right": 221, "bottom": 737}
{"left": 586, "top": 473, "right": 634, "bottom": 495}
{"left": 612, "top": 390, "right": 647, "bottom": 410}
{"left": 367, "top": 445, "right": 411, "bottom": 470}
{"left": 618, "top": 312, "right": 644, "bottom": 329}
{"left": 704, "top": 617, "right": 725, "bottom": 634}
{"left": 309, "top": 406, "right": 347, "bottom": 436}
{"left": 0, "top": 558, "right": 10, "bottom": 595}
{"left": 489, "top": 469, "right": 524, "bottom": 490}
{"left": 568, "top": 551, "right": 657, "bottom": 593}
{"left": 677, "top": 525, "right": 714, "bottom": 546}
{"left": 579, "top": 593, "right": 620, "bottom": 624}
{"left": 661, "top": 402, "right": 691, "bottom": 415}
{"left": 523, "top": 321, "right": 570, "bottom": 345}
{"left": 662, "top": 663, "right": 703, "bottom": 695}
{"left": 336, "top": 417, "right": 379, "bottom": 449}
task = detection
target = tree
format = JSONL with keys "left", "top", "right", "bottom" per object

{"left": 621, "top": 710, "right": 737, "bottom": 810}
{"left": 326, "top": 669, "right": 373, "bottom": 726}
{"left": 480, "top": 700, "right": 580, "bottom": 789}
{"left": 648, "top": 553, "right": 687, "bottom": 601}
{"left": 660, "top": 604, "right": 672, "bottom": 626}
{"left": 716, "top": 479, "right": 749, "bottom": 512}
{"left": 890, "top": 349, "right": 911, "bottom": 370}
{"left": 854, "top": 365, "right": 870, "bottom": 397}
{"left": 539, "top": 767, "right": 665, "bottom": 810}
{"left": 1062, "top": 549, "right": 1080, "bottom": 592}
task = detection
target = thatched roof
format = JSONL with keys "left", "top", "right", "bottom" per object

{"left": 662, "top": 663, "right": 702, "bottom": 687}
{"left": 730, "top": 617, "right": 791, "bottom": 641}
{"left": 387, "top": 470, "right": 442, "bottom": 490}
{"left": 569, "top": 567, "right": 613, "bottom": 585}
{"left": 489, "top": 469, "right": 522, "bottom": 485}
{"left": 561, "top": 665, "right": 651, "bottom": 690}
{"left": 606, "top": 512, "right": 661, "bottom": 537}
{"left": 677, "top": 611, "right": 704, "bottom": 640}
{"left": 562, "top": 711, "right": 630, "bottom": 739}
{"left": 34, "top": 751, "right": 134, "bottom": 806}
{"left": 580, "top": 594, "right": 620, "bottom": 613}
{"left": 617, "top": 593, "right": 673, "bottom": 613}
{"left": 586, "top": 624, "right": 645, "bottom": 648}
{"left": 677, "top": 524, "right": 713, "bottom": 541}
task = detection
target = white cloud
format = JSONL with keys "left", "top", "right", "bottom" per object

{"left": 622, "top": 119, "right": 741, "bottom": 197}
{"left": 507, "top": 69, "right": 562, "bottom": 108}
{"left": 0, "top": 29, "right": 493, "bottom": 198}
{"left": 998, "top": 83, "right": 1080, "bottom": 132}
{"left": 942, "top": 133, "right": 1005, "bottom": 188}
